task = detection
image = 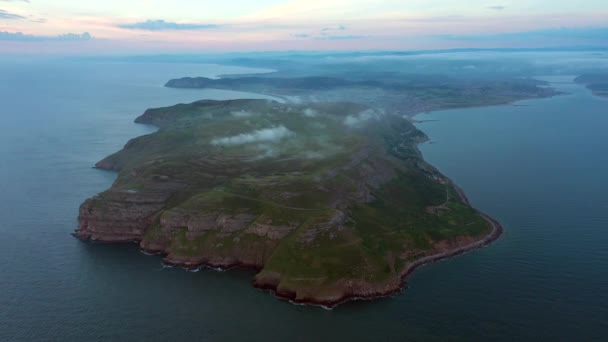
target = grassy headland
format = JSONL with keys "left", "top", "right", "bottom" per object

{"left": 76, "top": 98, "right": 501, "bottom": 306}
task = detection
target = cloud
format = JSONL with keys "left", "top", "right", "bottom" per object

{"left": 437, "top": 27, "right": 608, "bottom": 42}
{"left": 321, "top": 25, "right": 346, "bottom": 31}
{"left": 211, "top": 126, "right": 294, "bottom": 146}
{"left": 293, "top": 33, "right": 364, "bottom": 40}
{"left": 316, "top": 35, "right": 364, "bottom": 40}
{"left": 303, "top": 108, "right": 318, "bottom": 117}
{"left": 344, "top": 109, "right": 383, "bottom": 127}
{"left": 284, "top": 96, "right": 303, "bottom": 104}
{"left": 118, "top": 19, "right": 219, "bottom": 31}
{"left": 230, "top": 110, "right": 254, "bottom": 118}
{"left": 301, "top": 151, "right": 326, "bottom": 159}
{"left": 0, "top": 31, "right": 92, "bottom": 41}
{"left": 400, "top": 15, "right": 466, "bottom": 23}
{"left": 0, "top": 9, "right": 25, "bottom": 19}
{"left": 487, "top": 6, "right": 506, "bottom": 11}
{"left": 294, "top": 24, "right": 359, "bottom": 40}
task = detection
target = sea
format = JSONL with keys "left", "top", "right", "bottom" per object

{"left": 0, "top": 60, "right": 606, "bottom": 341}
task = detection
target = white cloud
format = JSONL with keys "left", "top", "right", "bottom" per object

{"left": 284, "top": 96, "right": 303, "bottom": 104}
{"left": 211, "top": 126, "right": 294, "bottom": 146}
{"left": 118, "top": 19, "right": 219, "bottom": 31}
{"left": 0, "top": 31, "right": 92, "bottom": 41}
{"left": 302, "top": 151, "right": 326, "bottom": 159}
{"left": 0, "top": 9, "right": 25, "bottom": 19}
{"left": 303, "top": 108, "right": 318, "bottom": 117}
{"left": 344, "top": 109, "right": 382, "bottom": 127}
{"left": 231, "top": 110, "right": 254, "bottom": 118}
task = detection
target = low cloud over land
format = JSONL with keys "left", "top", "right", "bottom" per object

{"left": 344, "top": 109, "right": 383, "bottom": 127}
{"left": 211, "top": 126, "right": 294, "bottom": 146}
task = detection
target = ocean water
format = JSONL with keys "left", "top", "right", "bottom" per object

{"left": 0, "top": 62, "right": 606, "bottom": 341}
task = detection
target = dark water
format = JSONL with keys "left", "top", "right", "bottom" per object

{"left": 0, "top": 62, "right": 606, "bottom": 341}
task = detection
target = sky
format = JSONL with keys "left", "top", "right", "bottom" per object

{"left": 1, "top": 0, "right": 607, "bottom": 54}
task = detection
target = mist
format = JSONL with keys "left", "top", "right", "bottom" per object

{"left": 211, "top": 126, "right": 294, "bottom": 146}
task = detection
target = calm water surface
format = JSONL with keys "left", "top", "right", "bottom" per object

{"left": 0, "top": 63, "right": 606, "bottom": 341}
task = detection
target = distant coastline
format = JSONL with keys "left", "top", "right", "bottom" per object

{"left": 574, "top": 73, "right": 608, "bottom": 98}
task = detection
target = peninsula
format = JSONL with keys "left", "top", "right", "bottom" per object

{"left": 75, "top": 98, "right": 503, "bottom": 307}
{"left": 165, "top": 75, "right": 558, "bottom": 117}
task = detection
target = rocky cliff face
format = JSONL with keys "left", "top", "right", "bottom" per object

{"left": 76, "top": 99, "right": 498, "bottom": 307}
{"left": 76, "top": 190, "right": 172, "bottom": 242}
